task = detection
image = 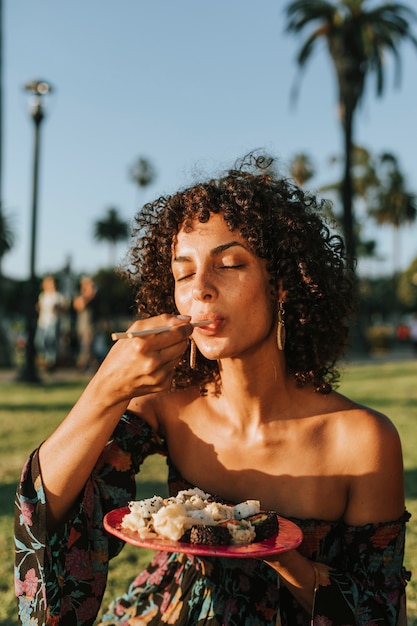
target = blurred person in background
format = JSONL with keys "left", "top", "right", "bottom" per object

{"left": 73, "top": 276, "right": 103, "bottom": 371}
{"left": 35, "top": 275, "right": 66, "bottom": 371}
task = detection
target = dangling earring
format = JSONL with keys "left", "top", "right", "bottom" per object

{"left": 277, "top": 301, "right": 286, "bottom": 351}
{"left": 189, "top": 338, "right": 197, "bottom": 369}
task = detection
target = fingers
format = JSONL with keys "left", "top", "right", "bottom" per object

{"left": 124, "top": 314, "right": 193, "bottom": 344}
{"left": 123, "top": 315, "right": 192, "bottom": 360}
{"left": 97, "top": 314, "right": 193, "bottom": 399}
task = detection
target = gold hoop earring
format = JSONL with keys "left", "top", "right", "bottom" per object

{"left": 277, "top": 301, "right": 286, "bottom": 351}
{"left": 189, "top": 338, "right": 197, "bottom": 369}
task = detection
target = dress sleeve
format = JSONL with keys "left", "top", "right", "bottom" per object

{"left": 14, "top": 411, "right": 167, "bottom": 626}
{"left": 311, "top": 513, "right": 411, "bottom": 626}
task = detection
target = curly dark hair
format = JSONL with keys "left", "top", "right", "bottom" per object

{"left": 128, "top": 154, "right": 356, "bottom": 393}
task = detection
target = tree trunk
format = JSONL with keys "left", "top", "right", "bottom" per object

{"left": 341, "top": 109, "right": 356, "bottom": 271}
{"left": 341, "top": 106, "right": 369, "bottom": 354}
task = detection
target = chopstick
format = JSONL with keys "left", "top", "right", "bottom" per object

{"left": 111, "top": 320, "right": 214, "bottom": 341}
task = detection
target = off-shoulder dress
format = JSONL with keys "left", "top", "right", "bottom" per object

{"left": 14, "top": 411, "right": 411, "bottom": 626}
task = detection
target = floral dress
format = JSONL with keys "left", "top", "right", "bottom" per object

{"left": 14, "top": 411, "right": 411, "bottom": 626}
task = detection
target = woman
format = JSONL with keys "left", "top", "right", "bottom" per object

{"left": 15, "top": 155, "right": 410, "bottom": 625}
{"left": 73, "top": 276, "right": 104, "bottom": 371}
{"left": 35, "top": 275, "right": 66, "bottom": 371}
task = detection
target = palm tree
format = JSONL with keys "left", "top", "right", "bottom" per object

{"left": 93, "top": 207, "right": 129, "bottom": 267}
{"left": 288, "top": 152, "right": 315, "bottom": 186}
{"left": 397, "top": 256, "right": 417, "bottom": 311}
{"left": 0, "top": 210, "right": 14, "bottom": 274}
{"left": 319, "top": 146, "right": 379, "bottom": 258}
{"left": 285, "top": 0, "right": 417, "bottom": 270}
{"left": 0, "top": 211, "right": 14, "bottom": 366}
{"left": 129, "top": 156, "right": 156, "bottom": 205}
{"left": 367, "top": 152, "right": 417, "bottom": 273}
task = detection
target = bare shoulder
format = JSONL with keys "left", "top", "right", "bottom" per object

{"left": 330, "top": 393, "right": 405, "bottom": 524}
{"left": 331, "top": 392, "right": 402, "bottom": 465}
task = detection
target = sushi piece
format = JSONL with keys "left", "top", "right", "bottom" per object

{"left": 221, "top": 519, "right": 256, "bottom": 544}
{"left": 190, "top": 524, "right": 232, "bottom": 546}
{"left": 183, "top": 524, "right": 232, "bottom": 546}
{"left": 246, "top": 511, "right": 278, "bottom": 541}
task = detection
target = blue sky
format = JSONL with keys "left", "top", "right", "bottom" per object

{"left": 3, "top": 0, "right": 417, "bottom": 281}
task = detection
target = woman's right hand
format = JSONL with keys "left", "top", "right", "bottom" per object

{"left": 94, "top": 313, "right": 193, "bottom": 402}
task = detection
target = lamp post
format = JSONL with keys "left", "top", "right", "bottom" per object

{"left": 19, "top": 80, "right": 53, "bottom": 382}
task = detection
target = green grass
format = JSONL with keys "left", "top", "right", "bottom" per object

{"left": 338, "top": 359, "right": 417, "bottom": 622}
{"left": 0, "top": 359, "right": 416, "bottom": 625}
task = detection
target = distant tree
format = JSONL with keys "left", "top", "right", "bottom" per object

{"left": 324, "top": 148, "right": 416, "bottom": 278}
{"left": 0, "top": 212, "right": 16, "bottom": 366}
{"left": 288, "top": 153, "right": 315, "bottom": 187}
{"left": 319, "top": 146, "right": 379, "bottom": 258}
{"left": 397, "top": 256, "right": 417, "bottom": 310}
{"left": 285, "top": 0, "right": 417, "bottom": 270}
{"left": 93, "top": 207, "right": 129, "bottom": 268}
{"left": 321, "top": 146, "right": 379, "bottom": 198}
{"left": 367, "top": 153, "right": 417, "bottom": 274}
{"left": 94, "top": 267, "right": 135, "bottom": 318}
{"left": 0, "top": 211, "right": 14, "bottom": 275}
{"left": 129, "top": 156, "right": 157, "bottom": 205}
{"left": 359, "top": 274, "right": 400, "bottom": 323}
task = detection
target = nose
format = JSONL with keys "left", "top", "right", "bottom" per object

{"left": 192, "top": 270, "right": 217, "bottom": 301}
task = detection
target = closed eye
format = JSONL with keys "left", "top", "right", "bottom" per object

{"left": 175, "top": 273, "right": 194, "bottom": 282}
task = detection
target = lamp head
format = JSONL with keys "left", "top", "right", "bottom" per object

{"left": 24, "top": 80, "right": 53, "bottom": 96}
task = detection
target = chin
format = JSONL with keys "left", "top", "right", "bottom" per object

{"left": 200, "top": 351, "right": 222, "bottom": 362}
{"left": 200, "top": 347, "right": 237, "bottom": 362}
{"left": 197, "top": 338, "right": 241, "bottom": 362}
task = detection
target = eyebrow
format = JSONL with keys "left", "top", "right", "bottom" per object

{"left": 173, "top": 241, "right": 248, "bottom": 263}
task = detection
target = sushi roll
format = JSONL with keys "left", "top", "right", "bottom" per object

{"left": 186, "top": 524, "right": 232, "bottom": 546}
{"left": 221, "top": 519, "right": 256, "bottom": 544}
{"left": 246, "top": 511, "right": 278, "bottom": 541}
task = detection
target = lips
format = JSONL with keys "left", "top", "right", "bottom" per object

{"left": 193, "top": 317, "right": 223, "bottom": 333}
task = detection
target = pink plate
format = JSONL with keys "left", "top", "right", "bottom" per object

{"left": 104, "top": 507, "right": 303, "bottom": 558}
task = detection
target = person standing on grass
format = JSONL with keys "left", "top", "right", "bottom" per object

{"left": 73, "top": 276, "right": 103, "bottom": 371}
{"left": 35, "top": 275, "right": 66, "bottom": 372}
{"left": 15, "top": 153, "right": 410, "bottom": 625}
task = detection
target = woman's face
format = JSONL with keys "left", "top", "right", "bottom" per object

{"left": 172, "top": 213, "right": 275, "bottom": 361}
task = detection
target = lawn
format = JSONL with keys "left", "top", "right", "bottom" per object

{"left": 0, "top": 358, "right": 416, "bottom": 625}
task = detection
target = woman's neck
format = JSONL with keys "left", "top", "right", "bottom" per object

{"left": 214, "top": 344, "right": 295, "bottom": 428}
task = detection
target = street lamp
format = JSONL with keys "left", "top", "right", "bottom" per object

{"left": 18, "top": 80, "right": 53, "bottom": 382}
